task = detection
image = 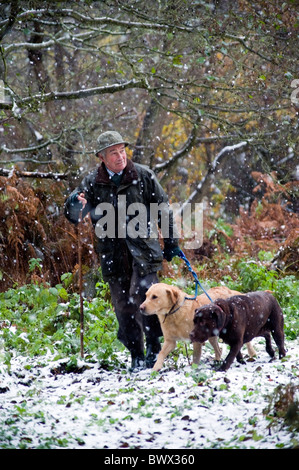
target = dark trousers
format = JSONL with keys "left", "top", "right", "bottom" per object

{"left": 108, "top": 263, "right": 162, "bottom": 359}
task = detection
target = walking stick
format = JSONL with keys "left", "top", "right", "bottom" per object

{"left": 78, "top": 208, "right": 84, "bottom": 359}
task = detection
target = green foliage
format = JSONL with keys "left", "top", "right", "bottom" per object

{"left": 1, "top": 252, "right": 298, "bottom": 375}
{"left": 238, "top": 260, "right": 279, "bottom": 291}
{"left": 0, "top": 273, "right": 124, "bottom": 369}
{"left": 213, "top": 218, "right": 234, "bottom": 238}
{"left": 28, "top": 258, "right": 43, "bottom": 273}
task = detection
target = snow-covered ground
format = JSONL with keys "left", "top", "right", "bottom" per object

{"left": 0, "top": 338, "right": 298, "bottom": 450}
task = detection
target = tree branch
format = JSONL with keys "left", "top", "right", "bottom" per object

{"left": 180, "top": 141, "right": 249, "bottom": 212}
{"left": 153, "top": 116, "right": 201, "bottom": 173}
{"left": 3, "top": 31, "right": 100, "bottom": 54}
{"left": 0, "top": 133, "right": 63, "bottom": 154}
{"left": 46, "top": 8, "right": 194, "bottom": 33}
{"left": 225, "top": 34, "right": 279, "bottom": 66}
{"left": 0, "top": 168, "right": 69, "bottom": 180}
{"left": 1, "top": 79, "right": 146, "bottom": 110}
{"left": 0, "top": 7, "right": 194, "bottom": 35}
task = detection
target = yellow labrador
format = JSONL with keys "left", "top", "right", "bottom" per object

{"left": 140, "top": 283, "right": 256, "bottom": 371}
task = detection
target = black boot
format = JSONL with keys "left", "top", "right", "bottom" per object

{"left": 129, "top": 355, "right": 145, "bottom": 372}
{"left": 145, "top": 339, "right": 161, "bottom": 368}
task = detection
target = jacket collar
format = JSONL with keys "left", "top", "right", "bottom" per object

{"left": 96, "top": 159, "right": 139, "bottom": 185}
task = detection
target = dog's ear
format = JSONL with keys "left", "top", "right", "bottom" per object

{"left": 212, "top": 306, "right": 226, "bottom": 331}
{"left": 166, "top": 286, "right": 179, "bottom": 306}
{"left": 215, "top": 298, "right": 230, "bottom": 315}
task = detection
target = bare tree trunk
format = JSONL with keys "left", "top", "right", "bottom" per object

{"left": 0, "top": 0, "right": 19, "bottom": 42}
{"left": 27, "top": 21, "right": 54, "bottom": 119}
{"left": 133, "top": 96, "right": 168, "bottom": 166}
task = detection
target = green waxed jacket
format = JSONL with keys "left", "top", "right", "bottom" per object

{"left": 64, "top": 159, "right": 179, "bottom": 278}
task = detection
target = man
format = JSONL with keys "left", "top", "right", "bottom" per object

{"left": 65, "top": 131, "right": 180, "bottom": 371}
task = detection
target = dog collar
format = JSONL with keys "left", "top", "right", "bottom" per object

{"left": 163, "top": 298, "right": 187, "bottom": 323}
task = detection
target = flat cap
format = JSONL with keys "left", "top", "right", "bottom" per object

{"left": 96, "top": 131, "right": 129, "bottom": 154}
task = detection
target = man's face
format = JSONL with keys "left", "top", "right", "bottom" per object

{"left": 99, "top": 143, "right": 127, "bottom": 173}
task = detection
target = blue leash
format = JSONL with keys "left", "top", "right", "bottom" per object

{"left": 178, "top": 249, "right": 214, "bottom": 303}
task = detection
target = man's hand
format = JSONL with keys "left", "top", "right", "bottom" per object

{"left": 77, "top": 192, "right": 87, "bottom": 209}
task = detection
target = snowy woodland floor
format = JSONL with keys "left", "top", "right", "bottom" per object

{"left": 0, "top": 337, "right": 298, "bottom": 451}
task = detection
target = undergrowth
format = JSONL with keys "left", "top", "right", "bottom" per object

{"left": 0, "top": 263, "right": 124, "bottom": 371}
{"left": 0, "top": 253, "right": 298, "bottom": 373}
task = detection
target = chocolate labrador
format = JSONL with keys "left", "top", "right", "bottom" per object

{"left": 190, "top": 291, "right": 286, "bottom": 371}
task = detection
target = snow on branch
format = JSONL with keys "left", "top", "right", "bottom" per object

{"left": 0, "top": 133, "right": 63, "bottom": 154}
{"left": 210, "top": 141, "right": 248, "bottom": 172}
{"left": 0, "top": 79, "right": 146, "bottom": 110}
{"left": 180, "top": 141, "right": 248, "bottom": 212}
{"left": 3, "top": 31, "right": 101, "bottom": 54}
{"left": 1, "top": 7, "right": 194, "bottom": 38}
{"left": 0, "top": 168, "right": 69, "bottom": 180}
